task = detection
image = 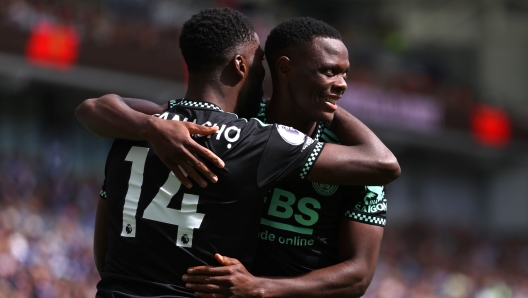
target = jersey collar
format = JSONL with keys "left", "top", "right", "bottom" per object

{"left": 256, "top": 101, "right": 325, "bottom": 141}
{"left": 168, "top": 99, "right": 224, "bottom": 112}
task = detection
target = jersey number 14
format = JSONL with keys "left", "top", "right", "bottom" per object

{"left": 121, "top": 146, "right": 205, "bottom": 247}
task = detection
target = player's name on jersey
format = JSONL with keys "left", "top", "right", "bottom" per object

{"left": 258, "top": 229, "right": 315, "bottom": 247}
{"left": 157, "top": 112, "right": 241, "bottom": 149}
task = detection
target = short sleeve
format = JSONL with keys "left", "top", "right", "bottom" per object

{"left": 257, "top": 124, "right": 325, "bottom": 190}
{"left": 343, "top": 186, "right": 387, "bottom": 227}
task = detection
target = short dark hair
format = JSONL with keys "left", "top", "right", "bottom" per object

{"left": 265, "top": 17, "right": 341, "bottom": 66}
{"left": 179, "top": 8, "right": 257, "bottom": 73}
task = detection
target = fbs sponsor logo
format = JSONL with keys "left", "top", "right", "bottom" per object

{"left": 261, "top": 188, "right": 321, "bottom": 235}
{"left": 312, "top": 182, "right": 338, "bottom": 196}
{"left": 276, "top": 124, "right": 306, "bottom": 145}
{"left": 258, "top": 229, "right": 315, "bottom": 246}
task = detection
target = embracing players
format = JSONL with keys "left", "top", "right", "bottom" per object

{"left": 182, "top": 18, "right": 389, "bottom": 298}
{"left": 76, "top": 8, "right": 400, "bottom": 298}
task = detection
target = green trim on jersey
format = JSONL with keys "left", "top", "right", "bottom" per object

{"left": 256, "top": 102, "right": 327, "bottom": 142}
{"left": 344, "top": 210, "right": 386, "bottom": 226}
{"left": 168, "top": 99, "right": 224, "bottom": 112}
{"left": 300, "top": 142, "right": 324, "bottom": 179}
{"left": 320, "top": 127, "right": 341, "bottom": 144}
{"left": 257, "top": 102, "right": 268, "bottom": 123}
{"left": 252, "top": 118, "right": 272, "bottom": 127}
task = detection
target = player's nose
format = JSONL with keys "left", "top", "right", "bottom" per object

{"left": 332, "top": 75, "right": 347, "bottom": 96}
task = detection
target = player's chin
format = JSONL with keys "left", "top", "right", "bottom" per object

{"left": 320, "top": 111, "right": 335, "bottom": 124}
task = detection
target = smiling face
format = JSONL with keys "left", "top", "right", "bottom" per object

{"left": 287, "top": 37, "right": 349, "bottom": 123}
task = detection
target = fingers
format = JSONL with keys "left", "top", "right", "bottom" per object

{"left": 182, "top": 150, "right": 219, "bottom": 184}
{"left": 185, "top": 122, "right": 218, "bottom": 136}
{"left": 214, "top": 254, "right": 240, "bottom": 266}
{"left": 169, "top": 164, "right": 193, "bottom": 189}
{"left": 194, "top": 292, "right": 228, "bottom": 298}
{"left": 190, "top": 145, "right": 225, "bottom": 170}
{"left": 149, "top": 120, "right": 224, "bottom": 186}
{"left": 173, "top": 161, "right": 208, "bottom": 188}
{"left": 182, "top": 274, "right": 232, "bottom": 294}
{"left": 187, "top": 265, "right": 229, "bottom": 276}
{"left": 185, "top": 282, "right": 226, "bottom": 294}
{"left": 184, "top": 276, "right": 232, "bottom": 296}
{"left": 184, "top": 123, "right": 224, "bottom": 169}
{"left": 159, "top": 146, "right": 216, "bottom": 187}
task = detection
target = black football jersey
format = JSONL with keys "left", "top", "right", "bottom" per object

{"left": 97, "top": 99, "right": 324, "bottom": 297}
{"left": 252, "top": 102, "right": 387, "bottom": 277}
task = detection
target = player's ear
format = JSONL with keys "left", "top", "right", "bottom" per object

{"left": 276, "top": 56, "right": 291, "bottom": 78}
{"left": 234, "top": 54, "right": 248, "bottom": 79}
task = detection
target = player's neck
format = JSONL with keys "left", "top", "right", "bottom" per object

{"left": 267, "top": 93, "right": 317, "bottom": 136}
{"left": 185, "top": 76, "right": 237, "bottom": 113}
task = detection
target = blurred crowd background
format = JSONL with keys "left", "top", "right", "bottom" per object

{"left": 0, "top": 0, "right": 527, "bottom": 297}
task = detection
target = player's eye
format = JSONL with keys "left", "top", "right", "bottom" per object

{"left": 324, "top": 69, "right": 334, "bottom": 77}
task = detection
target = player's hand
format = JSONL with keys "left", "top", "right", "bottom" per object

{"left": 182, "top": 253, "right": 260, "bottom": 298}
{"left": 144, "top": 117, "right": 225, "bottom": 188}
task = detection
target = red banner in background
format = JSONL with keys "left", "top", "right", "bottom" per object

{"left": 471, "top": 104, "right": 512, "bottom": 147}
{"left": 25, "top": 21, "right": 79, "bottom": 70}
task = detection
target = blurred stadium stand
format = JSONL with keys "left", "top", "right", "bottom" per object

{"left": 0, "top": 0, "right": 527, "bottom": 296}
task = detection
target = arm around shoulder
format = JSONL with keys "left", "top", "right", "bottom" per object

{"left": 307, "top": 107, "right": 400, "bottom": 185}
{"left": 250, "top": 220, "right": 383, "bottom": 298}
{"left": 76, "top": 94, "right": 225, "bottom": 188}
{"left": 75, "top": 94, "right": 165, "bottom": 140}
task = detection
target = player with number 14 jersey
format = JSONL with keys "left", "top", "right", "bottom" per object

{"left": 97, "top": 99, "right": 325, "bottom": 297}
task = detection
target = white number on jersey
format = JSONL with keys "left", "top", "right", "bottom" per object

{"left": 121, "top": 146, "right": 205, "bottom": 247}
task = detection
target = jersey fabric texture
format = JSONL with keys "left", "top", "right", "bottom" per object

{"left": 252, "top": 102, "right": 387, "bottom": 277}
{"left": 97, "top": 99, "right": 324, "bottom": 297}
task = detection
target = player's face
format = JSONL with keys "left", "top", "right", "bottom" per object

{"left": 288, "top": 37, "right": 349, "bottom": 123}
{"left": 237, "top": 33, "right": 265, "bottom": 118}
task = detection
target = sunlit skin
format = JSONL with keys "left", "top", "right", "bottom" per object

{"left": 267, "top": 37, "right": 349, "bottom": 136}
{"left": 234, "top": 33, "right": 266, "bottom": 119}
{"left": 185, "top": 33, "right": 264, "bottom": 120}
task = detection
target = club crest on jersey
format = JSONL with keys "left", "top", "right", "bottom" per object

{"left": 312, "top": 182, "right": 338, "bottom": 196}
{"left": 277, "top": 124, "right": 306, "bottom": 145}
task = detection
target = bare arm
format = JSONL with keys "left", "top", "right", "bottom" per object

{"left": 307, "top": 107, "right": 400, "bottom": 186}
{"left": 252, "top": 221, "right": 382, "bottom": 298}
{"left": 183, "top": 221, "right": 383, "bottom": 298}
{"left": 75, "top": 94, "right": 166, "bottom": 139}
{"left": 75, "top": 94, "right": 225, "bottom": 188}
{"left": 94, "top": 197, "right": 109, "bottom": 275}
